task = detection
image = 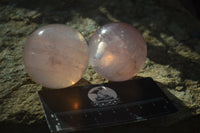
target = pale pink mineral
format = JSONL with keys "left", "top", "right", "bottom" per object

{"left": 23, "top": 24, "right": 89, "bottom": 89}
{"left": 89, "top": 22, "right": 147, "bottom": 81}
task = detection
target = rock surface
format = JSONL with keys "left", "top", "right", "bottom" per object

{"left": 0, "top": 0, "right": 200, "bottom": 132}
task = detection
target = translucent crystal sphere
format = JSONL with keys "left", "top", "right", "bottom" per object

{"left": 23, "top": 24, "right": 89, "bottom": 89}
{"left": 89, "top": 22, "right": 147, "bottom": 81}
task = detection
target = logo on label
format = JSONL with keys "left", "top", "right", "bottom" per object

{"left": 88, "top": 86, "right": 120, "bottom": 107}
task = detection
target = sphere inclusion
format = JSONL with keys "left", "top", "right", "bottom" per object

{"left": 23, "top": 24, "right": 89, "bottom": 89}
{"left": 89, "top": 22, "right": 147, "bottom": 81}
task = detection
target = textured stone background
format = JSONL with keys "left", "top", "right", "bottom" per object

{"left": 0, "top": 0, "right": 200, "bottom": 132}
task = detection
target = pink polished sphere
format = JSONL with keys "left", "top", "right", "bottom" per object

{"left": 23, "top": 24, "right": 89, "bottom": 89}
{"left": 89, "top": 22, "right": 147, "bottom": 81}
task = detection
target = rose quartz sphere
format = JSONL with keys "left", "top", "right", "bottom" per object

{"left": 89, "top": 22, "right": 147, "bottom": 81}
{"left": 23, "top": 24, "right": 89, "bottom": 89}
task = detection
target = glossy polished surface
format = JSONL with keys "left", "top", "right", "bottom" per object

{"left": 89, "top": 22, "right": 147, "bottom": 81}
{"left": 24, "top": 24, "right": 89, "bottom": 89}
